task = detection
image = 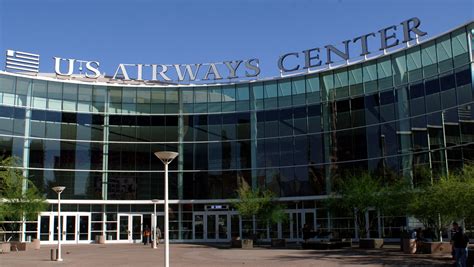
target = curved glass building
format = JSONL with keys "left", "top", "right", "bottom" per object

{"left": 1, "top": 22, "right": 473, "bottom": 244}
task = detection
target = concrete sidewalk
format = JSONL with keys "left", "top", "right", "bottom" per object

{"left": 0, "top": 243, "right": 453, "bottom": 267}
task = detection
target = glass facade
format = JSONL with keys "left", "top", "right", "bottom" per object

{"left": 1, "top": 23, "right": 473, "bottom": 243}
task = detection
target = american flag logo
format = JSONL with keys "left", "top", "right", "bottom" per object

{"left": 5, "top": 50, "right": 40, "bottom": 74}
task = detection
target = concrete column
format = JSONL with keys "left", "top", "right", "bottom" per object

{"left": 101, "top": 87, "right": 110, "bottom": 239}
{"left": 102, "top": 88, "right": 109, "bottom": 201}
{"left": 21, "top": 79, "right": 33, "bottom": 242}
{"left": 250, "top": 85, "right": 258, "bottom": 189}
{"left": 178, "top": 90, "right": 184, "bottom": 200}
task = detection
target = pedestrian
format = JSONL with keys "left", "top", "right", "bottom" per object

{"left": 302, "top": 224, "right": 312, "bottom": 242}
{"left": 410, "top": 228, "right": 417, "bottom": 240}
{"left": 414, "top": 227, "right": 424, "bottom": 253}
{"left": 451, "top": 222, "right": 470, "bottom": 267}
{"left": 156, "top": 226, "right": 162, "bottom": 245}
{"left": 143, "top": 225, "right": 151, "bottom": 245}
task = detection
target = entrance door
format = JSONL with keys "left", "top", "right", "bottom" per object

{"left": 282, "top": 210, "right": 315, "bottom": 241}
{"left": 282, "top": 212, "right": 302, "bottom": 240}
{"left": 77, "top": 215, "right": 90, "bottom": 243}
{"left": 38, "top": 212, "right": 91, "bottom": 244}
{"left": 39, "top": 216, "right": 50, "bottom": 241}
{"left": 193, "top": 213, "right": 205, "bottom": 240}
{"left": 216, "top": 214, "right": 229, "bottom": 240}
{"left": 118, "top": 214, "right": 142, "bottom": 243}
{"left": 193, "top": 212, "right": 230, "bottom": 242}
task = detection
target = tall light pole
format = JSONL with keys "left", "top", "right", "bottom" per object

{"left": 52, "top": 186, "right": 66, "bottom": 262}
{"left": 154, "top": 151, "right": 178, "bottom": 267}
{"left": 152, "top": 199, "right": 159, "bottom": 249}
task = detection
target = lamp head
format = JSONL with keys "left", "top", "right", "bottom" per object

{"left": 154, "top": 151, "right": 179, "bottom": 164}
{"left": 151, "top": 199, "right": 159, "bottom": 203}
{"left": 52, "top": 186, "right": 66, "bottom": 194}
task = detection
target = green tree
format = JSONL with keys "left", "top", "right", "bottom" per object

{"left": 0, "top": 157, "right": 47, "bottom": 240}
{"left": 233, "top": 178, "right": 286, "bottom": 237}
{"left": 326, "top": 172, "right": 413, "bottom": 239}
{"left": 326, "top": 173, "right": 383, "bottom": 238}
{"left": 408, "top": 164, "right": 474, "bottom": 240}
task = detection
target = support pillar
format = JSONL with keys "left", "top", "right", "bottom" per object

{"left": 21, "top": 79, "right": 33, "bottom": 242}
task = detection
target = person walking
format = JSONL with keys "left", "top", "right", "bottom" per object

{"left": 156, "top": 226, "right": 162, "bottom": 245}
{"left": 143, "top": 225, "right": 151, "bottom": 245}
{"left": 451, "top": 222, "right": 470, "bottom": 267}
{"left": 302, "top": 224, "right": 312, "bottom": 242}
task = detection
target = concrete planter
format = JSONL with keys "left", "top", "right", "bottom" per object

{"left": 402, "top": 238, "right": 416, "bottom": 254}
{"left": 241, "top": 239, "right": 253, "bottom": 249}
{"left": 270, "top": 238, "right": 286, "bottom": 248}
{"left": 0, "top": 242, "right": 11, "bottom": 253}
{"left": 418, "top": 242, "right": 451, "bottom": 255}
{"left": 230, "top": 238, "right": 253, "bottom": 249}
{"left": 359, "top": 238, "right": 384, "bottom": 249}
{"left": 230, "top": 238, "right": 241, "bottom": 248}
{"left": 26, "top": 239, "right": 40, "bottom": 250}
{"left": 95, "top": 235, "right": 106, "bottom": 244}
{"left": 10, "top": 241, "right": 27, "bottom": 251}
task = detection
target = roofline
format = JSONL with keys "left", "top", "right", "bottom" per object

{"left": 1, "top": 20, "right": 473, "bottom": 88}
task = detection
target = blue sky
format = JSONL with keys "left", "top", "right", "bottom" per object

{"left": 0, "top": 0, "right": 473, "bottom": 80}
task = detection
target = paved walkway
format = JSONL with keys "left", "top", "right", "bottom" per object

{"left": 1, "top": 243, "right": 453, "bottom": 267}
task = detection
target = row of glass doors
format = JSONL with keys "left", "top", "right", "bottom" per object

{"left": 192, "top": 209, "right": 317, "bottom": 242}
{"left": 193, "top": 211, "right": 233, "bottom": 241}
{"left": 38, "top": 210, "right": 318, "bottom": 244}
{"left": 39, "top": 212, "right": 91, "bottom": 244}
{"left": 39, "top": 213, "right": 144, "bottom": 244}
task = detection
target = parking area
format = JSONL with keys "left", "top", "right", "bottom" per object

{"left": 1, "top": 243, "right": 453, "bottom": 267}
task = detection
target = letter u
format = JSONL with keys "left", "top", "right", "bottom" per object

{"left": 54, "top": 57, "right": 75, "bottom": 76}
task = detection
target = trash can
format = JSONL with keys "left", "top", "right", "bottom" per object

{"left": 95, "top": 235, "right": 106, "bottom": 244}
{"left": 467, "top": 247, "right": 474, "bottom": 267}
{"left": 50, "top": 248, "right": 56, "bottom": 261}
{"left": 402, "top": 238, "right": 417, "bottom": 254}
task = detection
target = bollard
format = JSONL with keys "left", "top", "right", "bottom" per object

{"left": 50, "top": 248, "right": 56, "bottom": 261}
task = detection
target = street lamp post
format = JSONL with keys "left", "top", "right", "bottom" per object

{"left": 154, "top": 151, "right": 179, "bottom": 267}
{"left": 52, "top": 186, "right": 66, "bottom": 262}
{"left": 152, "top": 199, "right": 159, "bottom": 249}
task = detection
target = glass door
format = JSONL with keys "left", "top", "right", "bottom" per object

{"left": 193, "top": 213, "right": 205, "bottom": 240}
{"left": 206, "top": 214, "right": 216, "bottom": 240}
{"left": 52, "top": 215, "right": 74, "bottom": 243}
{"left": 118, "top": 215, "right": 130, "bottom": 241}
{"left": 77, "top": 215, "right": 91, "bottom": 243}
{"left": 282, "top": 211, "right": 304, "bottom": 241}
{"left": 118, "top": 214, "right": 143, "bottom": 243}
{"left": 39, "top": 216, "right": 50, "bottom": 241}
{"left": 216, "top": 214, "right": 229, "bottom": 241}
{"left": 64, "top": 215, "right": 76, "bottom": 242}
{"left": 193, "top": 212, "right": 230, "bottom": 242}
{"left": 131, "top": 215, "right": 142, "bottom": 243}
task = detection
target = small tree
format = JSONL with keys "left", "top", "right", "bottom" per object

{"left": 408, "top": 165, "right": 474, "bottom": 240}
{"left": 326, "top": 172, "right": 413, "bottom": 239}
{"left": 0, "top": 157, "right": 47, "bottom": 241}
{"left": 326, "top": 173, "right": 383, "bottom": 239}
{"left": 233, "top": 178, "right": 286, "bottom": 240}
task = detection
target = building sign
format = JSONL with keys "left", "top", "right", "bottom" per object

{"left": 4, "top": 17, "right": 427, "bottom": 83}
{"left": 205, "top": 205, "right": 229, "bottom": 211}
